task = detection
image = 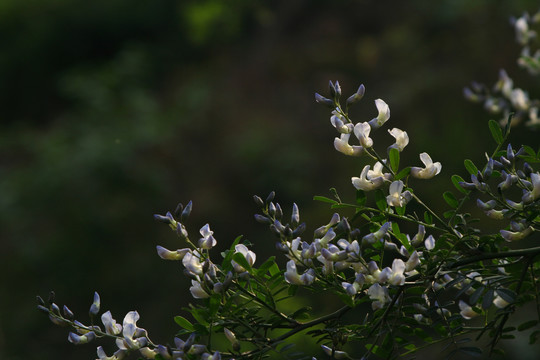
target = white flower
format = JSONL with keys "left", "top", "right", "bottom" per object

{"left": 387, "top": 259, "right": 406, "bottom": 286}
{"left": 190, "top": 280, "right": 210, "bottom": 299}
{"left": 514, "top": 16, "right": 536, "bottom": 45}
{"left": 405, "top": 251, "right": 420, "bottom": 272}
{"left": 198, "top": 224, "right": 217, "bottom": 249}
{"left": 386, "top": 180, "right": 412, "bottom": 207}
{"left": 330, "top": 111, "right": 353, "bottom": 134}
{"left": 182, "top": 251, "right": 203, "bottom": 276}
{"left": 115, "top": 311, "right": 148, "bottom": 351}
{"left": 367, "top": 283, "right": 390, "bottom": 309}
{"left": 231, "top": 244, "right": 256, "bottom": 272}
{"left": 333, "top": 133, "right": 364, "bottom": 156}
{"left": 353, "top": 122, "right": 373, "bottom": 148}
{"left": 493, "top": 295, "right": 510, "bottom": 308}
{"left": 422, "top": 235, "right": 435, "bottom": 250}
{"left": 101, "top": 311, "right": 122, "bottom": 335}
{"left": 411, "top": 153, "right": 442, "bottom": 179}
{"left": 510, "top": 88, "right": 530, "bottom": 111}
{"left": 284, "top": 260, "right": 315, "bottom": 285}
{"left": 367, "top": 161, "right": 391, "bottom": 181}
{"left": 368, "top": 99, "right": 391, "bottom": 129}
{"left": 156, "top": 245, "right": 189, "bottom": 261}
{"left": 388, "top": 128, "right": 409, "bottom": 151}
{"left": 352, "top": 165, "right": 385, "bottom": 191}
{"left": 522, "top": 173, "right": 540, "bottom": 203}
{"left": 500, "top": 226, "right": 533, "bottom": 241}
{"left": 96, "top": 346, "right": 127, "bottom": 360}
{"left": 458, "top": 300, "right": 479, "bottom": 320}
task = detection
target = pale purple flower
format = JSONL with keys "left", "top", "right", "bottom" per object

{"left": 334, "top": 134, "right": 363, "bottom": 156}
{"left": 368, "top": 99, "right": 391, "bottom": 129}
{"left": 352, "top": 165, "right": 385, "bottom": 191}
{"left": 353, "top": 122, "right": 373, "bottom": 148}
{"left": 386, "top": 180, "right": 412, "bottom": 207}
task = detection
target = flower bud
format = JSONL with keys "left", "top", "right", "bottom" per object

{"left": 253, "top": 195, "right": 265, "bottom": 208}
{"left": 291, "top": 203, "right": 300, "bottom": 227}
{"left": 265, "top": 191, "right": 275, "bottom": 204}
{"left": 346, "top": 84, "right": 366, "bottom": 108}
{"left": 89, "top": 292, "right": 100, "bottom": 317}
{"left": 68, "top": 331, "right": 95, "bottom": 345}
{"left": 274, "top": 203, "right": 283, "bottom": 220}
{"left": 314, "top": 93, "right": 335, "bottom": 108}
{"left": 292, "top": 222, "right": 306, "bottom": 237}
{"left": 63, "top": 305, "right": 74, "bottom": 320}
{"left": 254, "top": 214, "right": 271, "bottom": 224}
{"left": 181, "top": 200, "right": 193, "bottom": 223}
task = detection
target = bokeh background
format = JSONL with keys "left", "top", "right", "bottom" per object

{"left": 1, "top": 0, "right": 540, "bottom": 359}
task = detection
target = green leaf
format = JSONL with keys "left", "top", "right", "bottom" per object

{"left": 503, "top": 113, "right": 512, "bottom": 138}
{"left": 313, "top": 195, "right": 338, "bottom": 205}
{"left": 464, "top": 159, "right": 479, "bottom": 175}
{"left": 395, "top": 167, "right": 411, "bottom": 181}
{"left": 389, "top": 148, "right": 400, "bottom": 173}
{"left": 374, "top": 189, "right": 387, "bottom": 211}
{"left": 232, "top": 252, "right": 252, "bottom": 272}
{"left": 481, "top": 289, "right": 494, "bottom": 310}
{"left": 174, "top": 316, "right": 195, "bottom": 331}
{"left": 529, "top": 330, "right": 540, "bottom": 344}
{"left": 256, "top": 256, "right": 276, "bottom": 277}
{"left": 451, "top": 174, "right": 469, "bottom": 194}
{"left": 518, "top": 320, "right": 538, "bottom": 331}
{"left": 356, "top": 189, "right": 366, "bottom": 206}
{"left": 424, "top": 211, "right": 433, "bottom": 224}
{"left": 488, "top": 119, "right": 504, "bottom": 144}
{"left": 268, "top": 262, "right": 281, "bottom": 277}
{"left": 522, "top": 145, "right": 536, "bottom": 157}
{"left": 443, "top": 191, "right": 459, "bottom": 208}
{"left": 496, "top": 288, "right": 516, "bottom": 303}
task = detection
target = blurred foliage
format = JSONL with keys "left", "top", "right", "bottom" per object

{"left": 1, "top": 0, "right": 540, "bottom": 359}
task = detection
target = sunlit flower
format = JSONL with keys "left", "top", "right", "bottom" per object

{"left": 353, "top": 122, "right": 373, "bottom": 148}
{"left": 367, "top": 283, "right": 390, "bottom": 309}
{"left": 514, "top": 15, "right": 536, "bottom": 45}
{"left": 352, "top": 165, "right": 385, "bottom": 191}
{"left": 459, "top": 300, "right": 479, "bottom": 320}
{"left": 182, "top": 251, "right": 203, "bottom": 276}
{"left": 101, "top": 311, "right": 122, "bottom": 335}
{"left": 368, "top": 99, "right": 391, "bottom": 129}
{"left": 284, "top": 260, "right": 315, "bottom": 285}
{"left": 334, "top": 133, "right": 364, "bottom": 156}
{"left": 500, "top": 226, "right": 533, "bottom": 241}
{"left": 68, "top": 331, "right": 95, "bottom": 345}
{"left": 405, "top": 251, "right": 420, "bottom": 272}
{"left": 510, "top": 88, "right": 530, "bottom": 111}
{"left": 410, "top": 152, "right": 442, "bottom": 179}
{"left": 96, "top": 346, "right": 127, "bottom": 360}
{"left": 362, "top": 222, "right": 391, "bottom": 244}
{"left": 367, "top": 161, "right": 391, "bottom": 182}
{"left": 424, "top": 235, "right": 435, "bottom": 250}
{"left": 190, "top": 280, "right": 210, "bottom": 299}
{"left": 522, "top": 173, "right": 540, "bottom": 203}
{"left": 156, "top": 246, "right": 189, "bottom": 261}
{"left": 387, "top": 259, "right": 406, "bottom": 286}
{"left": 231, "top": 244, "right": 256, "bottom": 272}
{"left": 330, "top": 111, "right": 353, "bottom": 134}
{"left": 493, "top": 295, "right": 510, "bottom": 308}
{"left": 115, "top": 311, "right": 148, "bottom": 351}
{"left": 388, "top": 128, "right": 409, "bottom": 151}
{"left": 386, "top": 180, "right": 412, "bottom": 207}
{"left": 199, "top": 224, "right": 217, "bottom": 249}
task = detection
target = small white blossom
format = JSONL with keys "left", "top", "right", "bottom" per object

{"left": 115, "top": 311, "right": 148, "bottom": 351}
{"left": 330, "top": 111, "right": 353, "bottom": 134}
{"left": 284, "top": 260, "right": 315, "bottom": 285}
{"left": 388, "top": 128, "right": 409, "bottom": 151}
{"left": 334, "top": 133, "right": 364, "bottom": 156}
{"left": 367, "top": 283, "right": 390, "bottom": 309}
{"left": 231, "top": 244, "right": 256, "bottom": 272}
{"left": 182, "top": 251, "right": 203, "bottom": 276}
{"left": 353, "top": 122, "right": 373, "bottom": 148}
{"left": 514, "top": 15, "right": 536, "bottom": 45}
{"left": 522, "top": 173, "right": 540, "bottom": 203}
{"left": 352, "top": 165, "right": 385, "bottom": 191}
{"left": 459, "top": 300, "right": 479, "bottom": 320}
{"left": 387, "top": 259, "right": 406, "bottom": 286}
{"left": 510, "top": 88, "right": 530, "bottom": 111}
{"left": 411, "top": 152, "right": 442, "bottom": 179}
{"left": 386, "top": 180, "right": 412, "bottom": 207}
{"left": 96, "top": 346, "right": 127, "bottom": 360}
{"left": 190, "top": 280, "right": 210, "bottom": 299}
{"left": 101, "top": 311, "right": 122, "bottom": 335}
{"left": 368, "top": 99, "right": 391, "bottom": 129}
{"left": 156, "top": 246, "right": 189, "bottom": 261}
{"left": 198, "top": 224, "right": 217, "bottom": 249}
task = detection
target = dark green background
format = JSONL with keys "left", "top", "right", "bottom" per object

{"left": 1, "top": 0, "right": 539, "bottom": 359}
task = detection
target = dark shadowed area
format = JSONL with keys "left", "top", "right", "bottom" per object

{"left": 1, "top": 0, "right": 539, "bottom": 359}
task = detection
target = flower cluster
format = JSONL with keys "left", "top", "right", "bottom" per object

{"left": 464, "top": 9, "right": 540, "bottom": 127}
